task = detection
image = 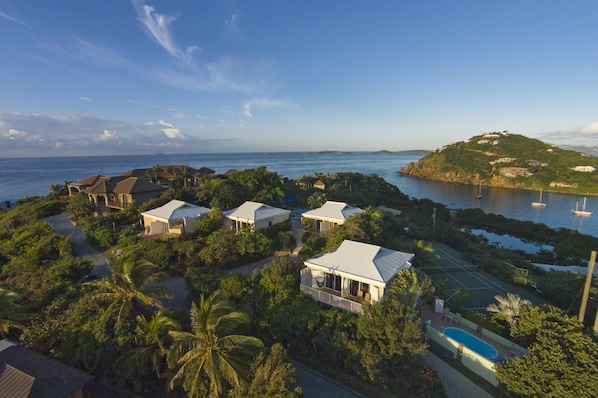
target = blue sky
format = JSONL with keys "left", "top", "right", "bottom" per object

{"left": 1, "top": 1, "right": 598, "bottom": 157}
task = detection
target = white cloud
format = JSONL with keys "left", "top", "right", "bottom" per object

{"left": 79, "top": 96, "right": 92, "bottom": 102}
{"left": 224, "top": 12, "right": 241, "bottom": 38}
{"left": 94, "top": 129, "right": 118, "bottom": 142}
{"left": 159, "top": 120, "right": 187, "bottom": 139}
{"left": 132, "top": 0, "right": 200, "bottom": 63}
{"left": 243, "top": 97, "right": 297, "bottom": 118}
{"left": 0, "top": 11, "right": 28, "bottom": 26}
{"left": 538, "top": 120, "right": 598, "bottom": 145}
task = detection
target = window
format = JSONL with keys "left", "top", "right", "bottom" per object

{"left": 325, "top": 273, "right": 341, "bottom": 292}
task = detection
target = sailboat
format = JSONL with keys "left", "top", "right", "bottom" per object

{"left": 476, "top": 182, "right": 482, "bottom": 199}
{"left": 531, "top": 189, "right": 546, "bottom": 207}
{"left": 571, "top": 197, "right": 592, "bottom": 216}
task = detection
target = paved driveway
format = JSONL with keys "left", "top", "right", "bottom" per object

{"left": 43, "top": 213, "right": 110, "bottom": 277}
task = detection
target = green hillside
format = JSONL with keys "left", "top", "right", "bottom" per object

{"left": 400, "top": 132, "right": 598, "bottom": 195}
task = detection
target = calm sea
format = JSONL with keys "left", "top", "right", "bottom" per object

{"left": 1, "top": 152, "right": 597, "bottom": 238}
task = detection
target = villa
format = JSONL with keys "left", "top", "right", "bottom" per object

{"left": 68, "top": 174, "right": 167, "bottom": 215}
{"left": 223, "top": 201, "right": 290, "bottom": 232}
{"left": 301, "top": 201, "right": 364, "bottom": 232}
{"left": 141, "top": 200, "right": 211, "bottom": 235}
{"left": 300, "top": 240, "right": 414, "bottom": 313}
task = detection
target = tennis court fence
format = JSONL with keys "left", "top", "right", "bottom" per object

{"left": 418, "top": 265, "right": 480, "bottom": 273}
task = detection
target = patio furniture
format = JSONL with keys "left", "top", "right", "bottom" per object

{"left": 442, "top": 307, "right": 451, "bottom": 319}
{"left": 451, "top": 313, "right": 462, "bottom": 324}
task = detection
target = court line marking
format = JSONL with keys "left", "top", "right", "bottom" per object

{"left": 434, "top": 247, "right": 509, "bottom": 296}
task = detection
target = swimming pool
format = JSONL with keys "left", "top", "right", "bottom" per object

{"left": 443, "top": 327, "right": 499, "bottom": 360}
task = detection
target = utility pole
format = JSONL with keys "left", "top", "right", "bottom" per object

{"left": 579, "top": 250, "right": 596, "bottom": 323}
{"left": 433, "top": 207, "right": 436, "bottom": 235}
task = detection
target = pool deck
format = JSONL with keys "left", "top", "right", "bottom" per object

{"left": 421, "top": 303, "right": 519, "bottom": 361}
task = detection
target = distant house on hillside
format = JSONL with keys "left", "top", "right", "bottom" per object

{"left": 499, "top": 167, "right": 530, "bottom": 178}
{"left": 0, "top": 339, "right": 93, "bottom": 398}
{"left": 573, "top": 165, "right": 596, "bottom": 173}
{"left": 224, "top": 201, "right": 290, "bottom": 232}
{"left": 141, "top": 200, "right": 211, "bottom": 235}
{"left": 301, "top": 201, "right": 364, "bottom": 232}
{"left": 300, "top": 240, "right": 414, "bottom": 313}
{"left": 313, "top": 180, "right": 326, "bottom": 190}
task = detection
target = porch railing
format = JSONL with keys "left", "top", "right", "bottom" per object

{"left": 300, "top": 285, "right": 363, "bottom": 314}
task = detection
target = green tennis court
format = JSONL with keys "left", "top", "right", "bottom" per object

{"left": 419, "top": 242, "right": 524, "bottom": 311}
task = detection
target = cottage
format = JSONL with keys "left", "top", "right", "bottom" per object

{"left": 141, "top": 200, "right": 211, "bottom": 235}
{"left": 224, "top": 201, "right": 290, "bottom": 232}
{"left": 0, "top": 339, "right": 93, "bottom": 398}
{"left": 301, "top": 201, "right": 364, "bottom": 232}
{"left": 300, "top": 240, "right": 414, "bottom": 313}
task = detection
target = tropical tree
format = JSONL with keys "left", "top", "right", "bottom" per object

{"left": 168, "top": 290, "right": 263, "bottom": 398}
{"left": 410, "top": 240, "right": 440, "bottom": 268}
{"left": 496, "top": 305, "right": 598, "bottom": 397}
{"left": 0, "top": 287, "right": 26, "bottom": 337}
{"left": 486, "top": 293, "right": 531, "bottom": 327}
{"left": 387, "top": 268, "right": 435, "bottom": 308}
{"left": 91, "top": 253, "right": 173, "bottom": 323}
{"left": 67, "top": 193, "right": 94, "bottom": 221}
{"left": 307, "top": 192, "right": 326, "bottom": 209}
{"left": 120, "top": 311, "right": 180, "bottom": 378}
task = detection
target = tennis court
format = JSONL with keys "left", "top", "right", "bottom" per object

{"left": 419, "top": 242, "right": 517, "bottom": 311}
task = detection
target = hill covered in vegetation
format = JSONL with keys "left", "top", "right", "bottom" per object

{"left": 400, "top": 132, "right": 598, "bottom": 194}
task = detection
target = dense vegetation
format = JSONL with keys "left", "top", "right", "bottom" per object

{"left": 401, "top": 132, "right": 598, "bottom": 194}
{"left": 1, "top": 167, "right": 597, "bottom": 397}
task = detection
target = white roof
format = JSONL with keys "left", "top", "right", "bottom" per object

{"left": 302, "top": 201, "right": 364, "bottom": 223}
{"left": 141, "top": 200, "right": 210, "bottom": 222}
{"left": 305, "top": 240, "right": 414, "bottom": 286}
{"left": 224, "top": 201, "right": 290, "bottom": 222}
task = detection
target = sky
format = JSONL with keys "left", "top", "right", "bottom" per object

{"left": 1, "top": 1, "right": 598, "bottom": 157}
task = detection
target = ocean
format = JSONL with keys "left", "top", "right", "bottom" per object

{"left": 1, "top": 152, "right": 597, "bottom": 238}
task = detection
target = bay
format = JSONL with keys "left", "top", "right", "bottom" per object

{"left": 0, "top": 152, "right": 596, "bottom": 237}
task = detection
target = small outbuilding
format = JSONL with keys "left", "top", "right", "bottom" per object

{"left": 224, "top": 201, "right": 290, "bottom": 232}
{"left": 141, "top": 200, "right": 211, "bottom": 235}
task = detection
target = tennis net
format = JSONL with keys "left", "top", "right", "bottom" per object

{"left": 417, "top": 265, "right": 480, "bottom": 274}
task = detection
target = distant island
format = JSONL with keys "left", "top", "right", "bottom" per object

{"left": 373, "top": 150, "right": 430, "bottom": 154}
{"left": 304, "top": 151, "right": 352, "bottom": 155}
{"left": 399, "top": 132, "right": 598, "bottom": 196}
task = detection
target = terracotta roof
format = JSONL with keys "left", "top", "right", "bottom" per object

{"left": 0, "top": 341, "right": 93, "bottom": 398}
{"left": 119, "top": 168, "right": 148, "bottom": 178}
{"left": 223, "top": 169, "right": 239, "bottom": 176}
{"left": 77, "top": 174, "right": 105, "bottom": 186}
{"left": 113, "top": 177, "right": 167, "bottom": 194}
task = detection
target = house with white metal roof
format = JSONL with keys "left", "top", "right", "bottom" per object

{"left": 223, "top": 201, "right": 290, "bottom": 232}
{"left": 301, "top": 201, "right": 364, "bottom": 232}
{"left": 300, "top": 240, "right": 414, "bottom": 313}
{"left": 141, "top": 200, "right": 211, "bottom": 235}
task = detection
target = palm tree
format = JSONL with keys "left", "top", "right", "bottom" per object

{"left": 411, "top": 240, "right": 440, "bottom": 268}
{"left": 91, "top": 253, "right": 173, "bottom": 323}
{"left": 0, "top": 287, "right": 26, "bottom": 338}
{"left": 486, "top": 293, "right": 531, "bottom": 327}
{"left": 168, "top": 291, "right": 263, "bottom": 398}
{"left": 120, "top": 311, "right": 180, "bottom": 378}
{"left": 388, "top": 268, "right": 435, "bottom": 309}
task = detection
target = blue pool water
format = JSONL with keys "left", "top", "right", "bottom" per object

{"left": 443, "top": 327, "right": 499, "bottom": 360}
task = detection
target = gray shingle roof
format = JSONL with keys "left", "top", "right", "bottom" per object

{"left": 302, "top": 201, "right": 364, "bottom": 223}
{"left": 304, "top": 240, "right": 414, "bottom": 286}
